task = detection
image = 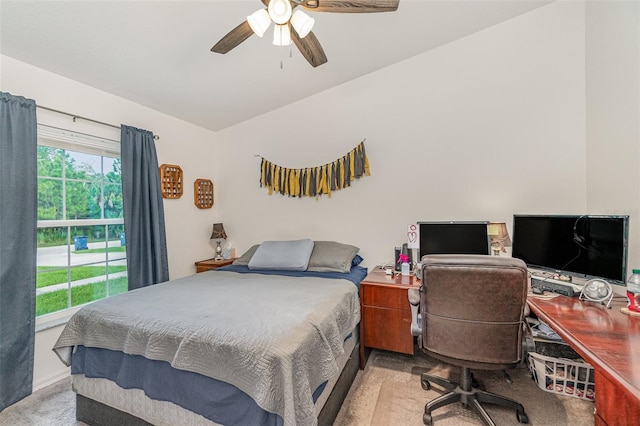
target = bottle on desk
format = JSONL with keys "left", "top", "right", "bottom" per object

{"left": 626, "top": 269, "right": 640, "bottom": 312}
{"left": 398, "top": 253, "right": 410, "bottom": 276}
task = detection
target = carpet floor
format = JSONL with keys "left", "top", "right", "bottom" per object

{"left": 334, "top": 349, "right": 594, "bottom": 425}
{"left": 1, "top": 349, "right": 594, "bottom": 425}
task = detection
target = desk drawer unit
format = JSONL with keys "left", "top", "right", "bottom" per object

{"left": 361, "top": 283, "right": 414, "bottom": 355}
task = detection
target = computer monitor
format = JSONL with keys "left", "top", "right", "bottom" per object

{"left": 511, "top": 214, "right": 629, "bottom": 285}
{"left": 418, "top": 221, "right": 491, "bottom": 259}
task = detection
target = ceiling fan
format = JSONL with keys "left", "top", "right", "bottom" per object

{"left": 211, "top": 0, "right": 400, "bottom": 67}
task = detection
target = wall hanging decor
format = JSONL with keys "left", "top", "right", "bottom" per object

{"left": 159, "top": 163, "right": 183, "bottom": 199}
{"left": 194, "top": 178, "right": 214, "bottom": 209}
{"left": 259, "top": 140, "right": 370, "bottom": 198}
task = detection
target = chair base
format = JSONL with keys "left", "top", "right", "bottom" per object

{"left": 420, "top": 367, "right": 528, "bottom": 426}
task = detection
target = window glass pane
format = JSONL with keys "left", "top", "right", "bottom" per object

{"left": 70, "top": 225, "right": 100, "bottom": 264}
{"left": 108, "top": 224, "right": 125, "bottom": 242}
{"left": 65, "top": 181, "right": 95, "bottom": 219}
{"left": 66, "top": 150, "right": 101, "bottom": 182}
{"left": 37, "top": 226, "right": 68, "bottom": 251}
{"left": 104, "top": 184, "right": 123, "bottom": 219}
{"left": 37, "top": 226, "right": 71, "bottom": 315}
{"left": 70, "top": 263, "right": 106, "bottom": 307}
{"left": 37, "top": 285, "right": 71, "bottom": 316}
{"left": 104, "top": 157, "right": 121, "bottom": 182}
{"left": 108, "top": 275, "right": 129, "bottom": 298}
{"left": 37, "top": 178, "right": 63, "bottom": 220}
{"left": 69, "top": 262, "right": 128, "bottom": 307}
{"left": 37, "top": 146, "right": 64, "bottom": 178}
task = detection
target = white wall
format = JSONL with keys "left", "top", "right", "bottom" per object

{"left": 1, "top": 56, "right": 221, "bottom": 389}
{"left": 215, "top": 2, "right": 589, "bottom": 266}
{"left": 585, "top": 2, "right": 640, "bottom": 270}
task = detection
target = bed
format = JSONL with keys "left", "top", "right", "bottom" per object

{"left": 53, "top": 240, "right": 366, "bottom": 426}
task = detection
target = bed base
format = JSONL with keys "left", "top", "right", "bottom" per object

{"left": 76, "top": 343, "right": 360, "bottom": 426}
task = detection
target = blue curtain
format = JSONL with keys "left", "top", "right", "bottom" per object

{"left": 121, "top": 125, "right": 169, "bottom": 289}
{"left": 0, "top": 92, "right": 37, "bottom": 410}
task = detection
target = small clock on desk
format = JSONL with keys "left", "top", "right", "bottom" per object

{"left": 195, "top": 258, "right": 236, "bottom": 273}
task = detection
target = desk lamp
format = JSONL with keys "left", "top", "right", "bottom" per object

{"left": 488, "top": 222, "right": 511, "bottom": 256}
{"left": 210, "top": 223, "right": 227, "bottom": 261}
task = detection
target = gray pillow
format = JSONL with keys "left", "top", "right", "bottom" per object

{"left": 232, "top": 244, "right": 260, "bottom": 266}
{"left": 248, "top": 239, "right": 315, "bottom": 271}
{"left": 307, "top": 241, "right": 360, "bottom": 273}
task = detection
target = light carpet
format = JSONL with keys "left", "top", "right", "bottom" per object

{"left": 334, "top": 349, "right": 595, "bottom": 426}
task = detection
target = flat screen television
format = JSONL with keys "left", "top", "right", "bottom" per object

{"left": 418, "top": 221, "right": 490, "bottom": 259}
{"left": 511, "top": 214, "right": 629, "bottom": 285}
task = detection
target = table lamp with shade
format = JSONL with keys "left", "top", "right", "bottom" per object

{"left": 210, "top": 223, "right": 227, "bottom": 261}
{"left": 488, "top": 222, "right": 511, "bottom": 256}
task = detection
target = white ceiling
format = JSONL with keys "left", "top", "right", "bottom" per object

{"left": 0, "top": 0, "right": 550, "bottom": 132}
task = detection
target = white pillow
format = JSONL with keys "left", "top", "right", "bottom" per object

{"left": 248, "top": 239, "right": 315, "bottom": 271}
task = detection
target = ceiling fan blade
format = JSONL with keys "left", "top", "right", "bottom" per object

{"left": 291, "top": 28, "right": 328, "bottom": 67}
{"left": 302, "top": 0, "right": 399, "bottom": 13}
{"left": 211, "top": 21, "right": 254, "bottom": 54}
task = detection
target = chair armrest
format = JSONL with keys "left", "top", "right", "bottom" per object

{"left": 408, "top": 288, "right": 422, "bottom": 340}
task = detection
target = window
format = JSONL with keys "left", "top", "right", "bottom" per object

{"left": 36, "top": 125, "right": 127, "bottom": 317}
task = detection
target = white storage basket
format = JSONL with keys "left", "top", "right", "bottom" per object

{"left": 528, "top": 352, "right": 595, "bottom": 401}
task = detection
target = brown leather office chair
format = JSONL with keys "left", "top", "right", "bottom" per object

{"left": 409, "top": 254, "right": 529, "bottom": 426}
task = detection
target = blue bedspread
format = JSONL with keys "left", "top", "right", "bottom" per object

{"left": 216, "top": 264, "right": 368, "bottom": 288}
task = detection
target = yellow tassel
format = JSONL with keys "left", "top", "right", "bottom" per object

{"left": 288, "top": 168, "right": 294, "bottom": 197}
{"left": 315, "top": 166, "right": 321, "bottom": 196}
{"left": 349, "top": 149, "right": 355, "bottom": 182}
{"left": 323, "top": 165, "right": 331, "bottom": 197}
{"left": 362, "top": 143, "right": 370, "bottom": 176}
{"left": 318, "top": 165, "right": 326, "bottom": 195}
{"left": 284, "top": 168, "right": 289, "bottom": 195}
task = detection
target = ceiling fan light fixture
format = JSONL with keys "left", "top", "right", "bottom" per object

{"left": 290, "top": 10, "right": 314, "bottom": 38}
{"left": 268, "top": 0, "right": 292, "bottom": 25}
{"left": 247, "top": 9, "right": 271, "bottom": 37}
{"left": 272, "top": 24, "right": 292, "bottom": 46}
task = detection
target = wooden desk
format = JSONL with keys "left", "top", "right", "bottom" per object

{"left": 527, "top": 296, "right": 640, "bottom": 425}
{"left": 359, "top": 267, "right": 420, "bottom": 369}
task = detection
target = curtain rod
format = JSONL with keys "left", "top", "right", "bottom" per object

{"left": 36, "top": 105, "right": 160, "bottom": 140}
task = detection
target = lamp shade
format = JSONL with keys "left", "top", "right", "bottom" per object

{"left": 247, "top": 9, "right": 271, "bottom": 37}
{"left": 273, "top": 24, "right": 292, "bottom": 46}
{"left": 290, "top": 10, "right": 314, "bottom": 38}
{"left": 210, "top": 223, "right": 227, "bottom": 240}
{"left": 268, "top": 0, "right": 292, "bottom": 25}
{"left": 488, "top": 222, "right": 511, "bottom": 253}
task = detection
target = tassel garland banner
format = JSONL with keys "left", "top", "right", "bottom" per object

{"left": 259, "top": 141, "right": 370, "bottom": 198}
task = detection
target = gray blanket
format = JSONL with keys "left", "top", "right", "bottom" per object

{"left": 53, "top": 271, "right": 360, "bottom": 426}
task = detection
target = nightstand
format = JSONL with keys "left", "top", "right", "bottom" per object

{"left": 359, "top": 267, "right": 421, "bottom": 369}
{"left": 194, "top": 258, "right": 236, "bottom": 273}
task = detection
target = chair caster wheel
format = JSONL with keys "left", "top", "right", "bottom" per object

{"left": 423, "top": 413, "right": 433, "bottom": 425}
{"left": 517, "top": 411, "right": 529, "bottom": 424}
{"left": 421, "top": 379, "right": 431, "bottom": 391}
